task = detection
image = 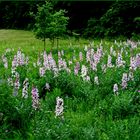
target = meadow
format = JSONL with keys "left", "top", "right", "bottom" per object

{"left": 0, "top": 29, "right": 140, "bottom": 140}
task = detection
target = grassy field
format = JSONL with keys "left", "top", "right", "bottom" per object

{"left": 0, "top": 29, "right": 89, "bottom": 53}
{"left": 0, "top": 30, "right": 140, "bottom": 140}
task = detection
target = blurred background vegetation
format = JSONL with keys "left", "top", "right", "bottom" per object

{"left": 0, "top": 0, "right": 140, "bottom": 39}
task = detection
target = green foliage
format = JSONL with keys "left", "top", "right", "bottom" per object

{"left": 0, "top": 30, "right": 140, "bottom": 139}
{"left": 84, "top": 1, "right": 140, "bottom": 38}
{"left": 0, "top": 82, "right": 33, "bottom": 139}
{"left": 0, "top": 1, "right": 37, "bottom": 29}
{"left": 34, "top": 1, "right": 69, "bottom": 48}
{"left": 84, "top": 18, "right": 100, "bottom": 38}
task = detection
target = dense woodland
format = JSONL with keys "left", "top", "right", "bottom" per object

{"left": 0, "top": 1, "right": 140, "bottom": 38}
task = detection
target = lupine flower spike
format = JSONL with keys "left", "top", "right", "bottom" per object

{"left": 55, "top": 97, "right": 64, "bottom": 118}
{"left": 31, "top": 86, "right": 39, "bottom": 110}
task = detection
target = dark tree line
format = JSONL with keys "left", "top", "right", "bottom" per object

{"left": 0, "top": 1, "right": 140, "bottom": 38}
{"left": 84, "top": 1, "right": 140, "bottom": 38}
{"left": 0, "top": 1, "right": 34, "bottom": 29}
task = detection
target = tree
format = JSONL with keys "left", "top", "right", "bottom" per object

{"left": 0, "top": 1, "right": 38, "bottom": 29}
{"left": 84, "top": 1, "right": 140, "bottom": 38}
{"left": 34, "top": 1, "right": 69, "bottom": 50}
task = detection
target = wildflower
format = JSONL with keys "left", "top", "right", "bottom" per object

{"left": 2, "top": 55, "right": 8, "bottom": 68}
{"left": 127, "top": 40, "right": 137, "bottom": 49}
{"left": 93, "top": 53, "right": 100, "bottom": 64}
{"left": 113, "top": 83, "right": 119, "bottom": 95}
{"left": 121, "top": 73, "right": 128, "bottom": 89}
{"left": 90, "top": 62, "right": 97, "bottom": 71}
{"left": 11, "top": 67, "right": 19, "bottom": 78}
{"left": 58, "top": 51, "right": 61, "bottom": 58}
{"left": 13, "top": 77, "right": 20, "bottom": 96}
{"left": 58, "top": 58, "right": 64, "bottom": 71}
{"left": 81, "top": 65, "right": 88, "bottom": 78}
{"left": 7, "top": 77, "right": 13, "bottom": 86}
{"left": 37, "top": 57, "right": 41, "bottom": 66}
{"left": 85, "top": 75, "right": 90, "bottom": 82}
{"left": 45, "top": 82, "right": 50, "bottom": 91}
{"left": 12, "top": 55, "right": 18, "bottom": 67}
{"left": 86, "top": 50, "right": 91, "bottom": 62}
{"left": 116, "top": 53, "right": 125, "bottom": 67}
{"left": 107, "top": 55, "right": 114, "bottom": 68}
{"left": 55, "top": 97, "right": 64, "bottom": 117}
{"left": 74, "top": 62, "right": 80, "bottom": 75}
{"left": 48, "top": 53, "right": 57, "bottom": 73}
{"left": 136, "top": 54, "right": 140, "bottom": 67}
{"left": 17, "top": 49, "right": 22, "bottom": 65}
{"left": 130, "top": 56, "right": 136, "bottom": 70}
{"left": 16, "top": 49, "right": 25, "bottom": 66}
{"left": 58, "top": 59, "right": 67, "bottom": 71}
{"left": 31, "top": 86, "right": 39, "bottom": 110}
{"left": 22, "top": 78, "right": 29, "bottom": 98}
{"left": 63, "top": 59, "right": 67, "bottom": 70}
{"left": 101, "top": 64, "right": 106, "bottom": 73}
{"left": 14, "top": 77, "right": 20, "bottom": 90}
{"left": 79, "top": 52, "right": 83, "bottom": 61}
{"left": 90, "top": 48, "right": 94, "bottom": 60}
{"left": 128, "top": 71, "right": 134, "bottom": 81}
{"left": 94, "top": 76, "right": 99, "bottom": 85}
{"left": 97, "top": 47, "right": 103, "bottom": 60}
{"left": 39, "top": 67, "right": 46, "bottom": 77}
{"left": 20, "top": 53, "right": 25, "bottom": 65}
{"left": 43, "top": 51, "right": 50, "bottom": 70}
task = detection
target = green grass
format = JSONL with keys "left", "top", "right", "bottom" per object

{"left": 0, "top": 29, "right": 140, "bottom": 140}
{"left": 0, "top": 29, "right": 89, "bottom": 53}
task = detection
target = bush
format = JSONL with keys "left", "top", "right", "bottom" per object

{"left": 0, "top": 82, "right": 33, "bottom": 139}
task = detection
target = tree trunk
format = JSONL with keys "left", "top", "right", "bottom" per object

{"left": 57, "top": 38, "right": 59, "bottom": 51}
{"left": 51, "top": 38, "right": 54, "bottom": 52}
{"left": 43, "top": 37, "right": 45, "bottom": 50}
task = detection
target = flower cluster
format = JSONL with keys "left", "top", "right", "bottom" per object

{"left": 121, "top": 73, "right": 128, "bottom": 89}
{"left": 55, "top": 97, "right": 64, "bottom": 117}
{"left": 74, "top": 62, "right": 80, "bottom": 75}
{"left": 31, "top": 86, "right": 39, "bottom": 110}
{"left": 107, "top": 55, "right": 114, "bottom": 68}
{"left": 116, "top": 53, "right": 125, "bottom": 67}
{"left": 130, "top": 56, "right": 136, "bottom": 70}
{"left": 2, "top": 55, "right": 8, "bottom": 68}
{"left": 39, "top": 67, "right": 46, "bottom": 77}
{"left": 113, "top": 83, "right": 118, "bottom": 95}
{"left": 94, "top": 76, "right": 99, "bottom": 85}
{"left": 136, "top": 54, "right": 140, "bottom": 67}
{"left": 81, "top": 65, "right": 90, "bottom": 81}
{"left": 13, "top": 77, "right": 20, "bottom": 96}
{"left": 22, "top": 78, "right": 29, "bottom": 98}
{"left": 79, "top": 52, "right": 83, "bottom": 61}
{"left": 45, "top": 82, "right": 50, "bottom": 91}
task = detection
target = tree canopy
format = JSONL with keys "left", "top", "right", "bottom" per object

{"left": 0, "top": 1, "right": 139, "bottom": 39}
{"left": 33, "top": 1, "right": 69, "bottom": 48}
